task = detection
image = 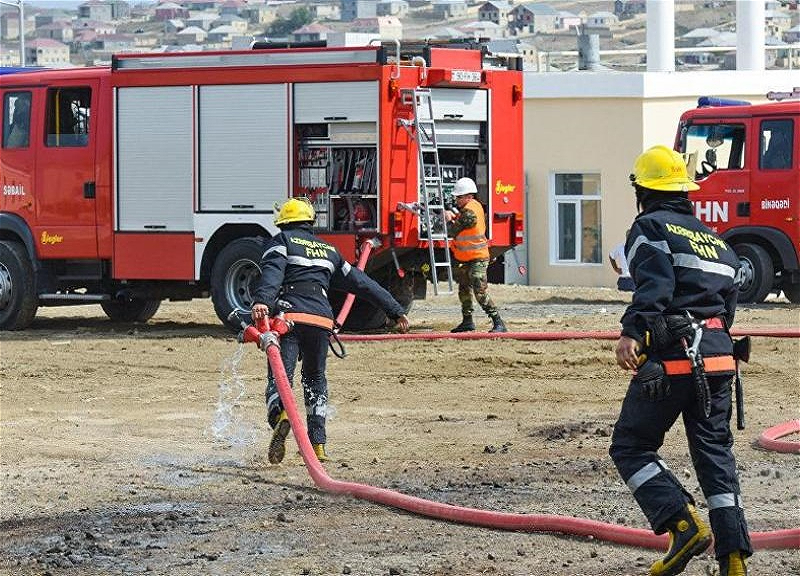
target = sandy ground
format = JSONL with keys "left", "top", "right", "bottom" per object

{"left": 1, "top": 285, "right": 798, "bottom": 576}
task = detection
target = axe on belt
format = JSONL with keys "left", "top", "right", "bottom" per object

{"left": 732, "top": 336, "right": 751, "bottom": 431}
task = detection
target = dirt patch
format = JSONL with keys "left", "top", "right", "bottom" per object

{"left": 1, "top": 285, "right": 798, "bottom": 575}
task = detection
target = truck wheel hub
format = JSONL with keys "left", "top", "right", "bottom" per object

{"left": 739, "top": 257, "right": 755, "bottom": 292}
{"left": 0, "top": 262, "right": 11, "bottom": 309}
{"left": 224, "top": 258, "right": 258, "bottom": 309}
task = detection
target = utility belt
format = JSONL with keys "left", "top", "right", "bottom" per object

{"left": 280, "top": 281, "right": 327, "bottom": 298}
{"left": 284, "top": 312, "right": 334, "bottom": 331}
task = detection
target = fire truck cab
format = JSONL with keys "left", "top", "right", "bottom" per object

{"left": 676, "top": 91, "right": 800, "bottom": 303}
{"left": 0, "top": 44, "right": 524, "bottom": 330}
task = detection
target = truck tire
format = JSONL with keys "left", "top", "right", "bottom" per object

{"left": 0, "top": 240, "right": 38, "bottom": 330}
{"left": 330, "top": 292, "right": 388, "bottom": 332}
{"left": 735, "top": 243, "right": 773, "bottom": 304}
{"left": 101, "top": 298, "right": 161, "bottom": 323}
{"left": 211, "top": 237, "right": 264, "bottom": 330}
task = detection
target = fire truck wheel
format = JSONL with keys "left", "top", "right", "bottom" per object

{"left": 735, "top": 243, "right": 774, "bottom": 304}
{"left": 0, "top": 241, "right": 38, "bottom": 330}
{"left": 329, "top": 291, "right": 388, "bottom": 332}
{"left": 211, "top": 237, "right": 264, "bottom": 330}
{"left": 100, "top": 298, "right": 161, "bottom": 323}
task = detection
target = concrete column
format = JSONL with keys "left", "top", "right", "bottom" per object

{"left": 737, "top": 0, "right": 765, "bottom": 71}
{"left": 646, "top": 0, "right": 675, "bottom": 72}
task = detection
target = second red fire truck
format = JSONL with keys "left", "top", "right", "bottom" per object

{"left": 0, "top": 43, "right": 524, "bottom": 330}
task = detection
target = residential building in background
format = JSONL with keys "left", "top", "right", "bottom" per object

{"left": 341, "top": 0, "right": 376, "bottom": 22}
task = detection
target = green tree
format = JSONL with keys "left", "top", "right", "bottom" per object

{"left": 266, "top": 8, "right": 313, "bottom": 37}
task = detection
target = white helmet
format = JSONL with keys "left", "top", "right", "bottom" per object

{"left": 451, "top": 177, "right": 477, "bottom": 197}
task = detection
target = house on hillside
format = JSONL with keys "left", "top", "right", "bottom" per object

{"left": 207, "top": 25, "right": 236, "bottom": 45}
{"left": 509, "top": 3, "right": 558, "bottom": 34}
{"left": 165, "top": 19, "right": 186, "bottom": 34}
{"left": 352, "top": 16, "right": 403, "bottom": 40}
{"left": 765, "top": 9, "right": 793, "bottom": 36}
{"left": 220, "top": 0, "right": 246, "bottom": 16}
{"left": 290, "top": 23, "right": 333, "bottom": 43}
{"left": 460, "top": 20, "right": 506, "bottom": 39}
{"left": 585, "top": 11, "right": 620, "bottom": 31}
{"left": 556, "top": 11, "right": 581, "bottom": 31}
{"left": 309, "top": 3, "right": 341, "bottom": 20}
{"left": 341, "top": 0, "right": 377, "bottom": 22}
{"left": 177, "top": 25, "right": 208, "bottom": 44}
{"left": 78, "top": 1, "right": 113, "bottom": 23}
{"left": 26, "top": 38, "right": 71, "bottom": 66}
{"left": 37, "top": 22, "right": 74, "bottom": 44}
{"left": 214, "top": 14, "right": 248, "bottom": 35}
{"left": 94, "top": 33, "right": 136, "bottom": 52}
{"left": 785, "top": 24, "right": 800, "bottom": 44}
{"left": 478, "top": 2, "right": 512, "bottom": 26}
{"left": 155, "top": 2, "right": 190, "bottom": 21}
{"left": 185, "top": 12, "right": 220, "bottom": 31}
{"left": 377, "top": 0, "right": 409, "bottom": 18}
{"left": 242, "top": 4, "right": 274, "bottom": 25}
{"left": 433, "top": 0, "right": 468, "bottom": 20}
{"left": 74, "top": 20, "right": 117, "bottom": 37}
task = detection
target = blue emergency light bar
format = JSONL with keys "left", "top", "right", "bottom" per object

{"left": 697, "top": 96, "right": 751, "bottom": 108}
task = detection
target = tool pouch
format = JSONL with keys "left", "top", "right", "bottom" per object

{"left": 634, "top": 360, "right": 671, "bottom": 401}
{"left": 647, "top": 315, "right": 696, "bottom": 351}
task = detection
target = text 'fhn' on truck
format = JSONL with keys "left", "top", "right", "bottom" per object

{"left": 676, "top": 89, "right": 800, "bottom": 304}
{"left": 0, "top": 42, "right": 524, "bottom": 330}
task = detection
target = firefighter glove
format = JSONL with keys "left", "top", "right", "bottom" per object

{"left": 634, "top": 360, "right": 670, "bottom": 401}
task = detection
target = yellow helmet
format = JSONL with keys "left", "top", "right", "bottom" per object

{"left": 274, "top": 197, "right": 315, "bottom": 226}
{"left": 631, "top": 145, "right": 700, "bottom": 192}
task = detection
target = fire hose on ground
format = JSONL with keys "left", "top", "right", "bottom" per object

{"left": 237, "top": 319, "right": 800, "bottom": 552}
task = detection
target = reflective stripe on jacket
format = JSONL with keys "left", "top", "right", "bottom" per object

{"left": 451, "top": 199, "right": 489, "bottom": 262}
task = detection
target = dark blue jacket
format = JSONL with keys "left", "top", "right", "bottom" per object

{"left": 621, "top": 197, "right": 740, "bottom": 359}
{"left": 251, "top": 225, "right": 405, "bottom": 324}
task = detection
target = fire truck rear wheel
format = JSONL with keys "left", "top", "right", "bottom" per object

{"left": 735, "top": 243, "right": 774, "bottom": 304}
{"left": 211, "top": 237, "right": 264, "bottom": 330}
{"left": 100, "top": 298, "right": 161, "bottom": 323}
{"left": 0, "top": 241, "right": 38, "bottom": 330}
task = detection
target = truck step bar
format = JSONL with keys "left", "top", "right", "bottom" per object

{"left": 38, "top": 293, "right": 110, "bottom": 302}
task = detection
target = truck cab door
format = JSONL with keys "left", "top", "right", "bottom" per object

{"left": 34, "top": 81, "right": 99, "bottom": 259}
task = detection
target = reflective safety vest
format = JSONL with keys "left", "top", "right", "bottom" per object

{"left": 452, "top": 199, "right": 490, "bottom": 262}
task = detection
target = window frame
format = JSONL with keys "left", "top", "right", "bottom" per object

{"left": 45, "top": 85, "right": 92, "bottom": 148}
{"left": 549, "top": 171, "right": 603, "bottom": 266}
{"left": 2, "top": 91, "right": 32, "bottom": 150}
{"left": 759, "top": 118, "right": 794, "bottom": 170}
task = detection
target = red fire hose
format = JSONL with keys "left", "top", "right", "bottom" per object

{"left": 759, "top": 419, "right": 800, "bottom": 454}
{"left": 334, "top": 238, "right": 379, "bottom": 329}
{"left": 240, "top": 323, "right": 800, "bottom": 552}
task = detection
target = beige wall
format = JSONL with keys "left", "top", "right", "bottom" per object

{"left": 520, "top": 70, "right": 796, "bottom": 288}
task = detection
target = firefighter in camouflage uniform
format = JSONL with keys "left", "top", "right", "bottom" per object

{"left": 444, "top": 177, "right": 507, "bottom": 333}
{"left": 609, "top": 146, "right": 751, "bottom": 576}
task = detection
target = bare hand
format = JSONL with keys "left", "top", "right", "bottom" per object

{"left": 394, "top": 314, "right": 410, "bottom": 334}
{"left": 444, "top": 210, "right": 454, "bottom": 223}
{"left": 615, "top": 336, "right": 641, "bottom": 370}
{"left": 251, "top": 303, "right": 269, "bottom": 323}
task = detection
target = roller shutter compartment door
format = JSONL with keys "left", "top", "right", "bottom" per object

{"left": 117, "top": 86, "right": 194, "bottom": 231}
{"left": 199, "top": 84, "right": 288, "bottom": 212}
{"left": 430, "top": 88, "right": 488, "bottom": 122}
{"left": 293, "top": 81, "right": 378, "bottom": 124}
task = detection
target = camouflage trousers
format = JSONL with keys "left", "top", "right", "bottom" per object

{"left": 453, "top": 259, "right": 498, "bottom": 318}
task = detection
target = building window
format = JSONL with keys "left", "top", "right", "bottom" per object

{"left": 46, "top": 86, "right": 91, "bottom": 147}
{"left": 551, "top": 173, "right": 602, "bottom": 264}
{"left": 3, "top": 91, "right": 31, "bottom": 149}
{"left": 760, "top": 119, "right": 793, "bottom": 170}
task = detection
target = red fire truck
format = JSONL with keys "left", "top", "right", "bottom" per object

{"left": 0, "top": 44, "right": 524, "bottom": 330}
{"left": 676, "top": 90, "right": 799, "bottom": 303}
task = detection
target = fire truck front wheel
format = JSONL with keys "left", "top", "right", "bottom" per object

{"left": 0, "top": 240, "right": 38, "bottom": 330}
{"left": 210, "top": 237, "right": 263, "bottom": 330}
{"left": 735, "top": 243, "right": 774, "bottom": 304}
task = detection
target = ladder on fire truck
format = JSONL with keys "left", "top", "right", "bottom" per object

{"left": 401, "top": 87, "right": 454, "bottom": 296}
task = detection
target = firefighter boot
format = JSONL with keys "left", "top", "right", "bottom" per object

{"left": 268, "top": 410, "right": 291, "bottom": 464}
{"left": 489, "top": 314, "right": 508, "bottom": 333}
{"left": 649, "top": 504, "right": 712, "bottom": 576}
{"left": 451, "top": 315, "right": 475, "bottom": 333}
{"left": 312, "top": 443, "right": 329, "bottom": 462}
{"left": 718, "top": 551, "right": 747, "bottom": 576}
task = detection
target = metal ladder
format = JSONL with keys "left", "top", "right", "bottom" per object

{"left": 401, "top": 87, "right": 454, "bottom": 295}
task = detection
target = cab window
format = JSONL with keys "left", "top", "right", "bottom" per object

{"left": 46, "top": 87, "right": 91, "bottom": 147}
{"left": 3, "top": 91, "right": 32, "bottom": 149}
{"left": 760, "top": 119, "right": 793, "bottom": 170}
{"left": 682, "top": 123, "right": 746, "bottom": 179}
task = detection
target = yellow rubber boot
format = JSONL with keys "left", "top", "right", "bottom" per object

{"left": 650, "top": 504, "right": 712, "bottom": 576}
{"left": 313, "top": 443, "right": 329, "bottom": 462}
{"left": 268, "top": 410, "right": 291, "bottom": 464}
{"left": 719, "top": 551, "right": 747, "bottom": 576}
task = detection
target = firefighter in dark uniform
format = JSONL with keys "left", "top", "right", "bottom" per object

{"left": 251, "top": 198, "right": 410, "bottom": 464}
{"left": 444, "top": 177, "right": 507, "bottom": 333}
{"left": 609, "top": 146, "right": 751, "bottom": 576}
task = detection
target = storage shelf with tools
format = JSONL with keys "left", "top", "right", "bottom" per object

{"left": 294, "top": 138, "right": 379, "bottom": 233}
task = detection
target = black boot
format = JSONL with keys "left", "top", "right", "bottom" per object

{"left": 489, "top": 314, "right": 507, "bottom": 333}
{"left": 451, "top": 315, "right": 475, "bottom": 333}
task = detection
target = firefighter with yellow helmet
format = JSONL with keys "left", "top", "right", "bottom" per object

{"left": 609, "top": 146, "right": 750, "bottom": 576}
{"left": 444, "top": 177, "right": 507, "bottom": 333}
{"left": 251, "top": 198, "right": 410, "bottom": 464}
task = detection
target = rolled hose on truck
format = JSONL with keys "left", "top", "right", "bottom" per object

{"left": 240, "top": 323, "right": 800, "bottom": 552}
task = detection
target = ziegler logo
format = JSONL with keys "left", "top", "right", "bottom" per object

{"left": 494, "top": 180, "right": 516, "bottom": 195}
{"left": 41, "top": 231, "right": 64, "bottom": 245}
{"left": 761, "top": 198, "right": 790, "bottom": 210}
{"left": 2, "top": 184, "right": 25, "bottom": 196}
